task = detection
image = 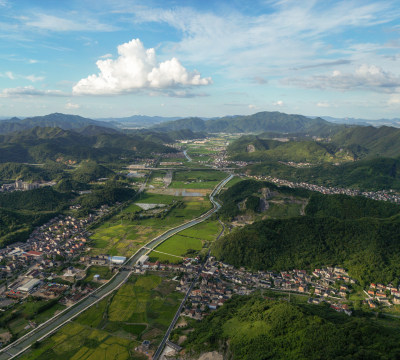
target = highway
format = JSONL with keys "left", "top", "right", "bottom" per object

{"left": 0, "top": 173, "right": 233, "bottom": 359}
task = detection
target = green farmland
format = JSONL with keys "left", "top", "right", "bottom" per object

{"left": 20, "top": 274, "right": 183, "bottom": 360}
{"left": 88, "top": 192, "right": 212, "bottom": 257}
{"left": 149, "top": 220, "right": 222, "bottom": 263}
{"left": 169, "top": 170, "right": 226, "bottom": 189}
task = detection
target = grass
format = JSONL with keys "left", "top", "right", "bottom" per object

{"left": 148, "top": 220, "right": 222, "bottom": 263}
{"left": 169, "top": 170, "right": 226, "bottom": 189}
{"left": 20, "top": 274, "right": 182, "bottom": 360}
{"left": 84, "top": 266, "right": 113, "bottom": 283}
{"left": 224, "top": 176, "right": 244, "bottom": 188}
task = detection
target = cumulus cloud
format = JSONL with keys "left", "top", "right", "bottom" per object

{"left": 273, "top": 100, "right": 284, "bottom": 106}
{"left": 65, "top": 102, "right": 80, "bottom": 109}
{"left": 0, "top": 86, "right": 66, "bottom": 97}
{"left": 73, "top": 39, "right": 212, "bottom": 95}
{"left": 284, "top": 65, "right": 400, "bottom": 93}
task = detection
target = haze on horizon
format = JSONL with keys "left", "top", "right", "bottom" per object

{"left": 0, "top": 0, "right": 400, "bottom": 120}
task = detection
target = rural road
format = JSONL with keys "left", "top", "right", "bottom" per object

{"left": 183, "top": 149, "right": 192, "bottom": 162}
{"left": 0, "top": 174, "right": 233, "bottom": 359}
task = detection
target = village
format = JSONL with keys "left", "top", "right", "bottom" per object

{"left": 132, "top": 256, "right": 400, "bottom": 322}
{"left": 244, "top": 174, "right": 400, "bottom": 204}
{"left": 0, "top": 180, "right": 56, "bottom": 193}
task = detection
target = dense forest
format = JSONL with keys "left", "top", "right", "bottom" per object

{"left": 213, "top": 215, "right": 400, "bottom": 285}
{"left": 183, "top": 294, "right": 400, "bottom": 360}
{"left": 215, "top": 180, "right": 400, "bottom": 284}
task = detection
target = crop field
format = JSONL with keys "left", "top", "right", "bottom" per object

{"left": 21, "top": 275, "right": 182, "bottom": 360}
{"left": 0, "top": 299, "right": 65, "bottom": 340}
{"left": 149, "top": 220, "right": 222, "bottom": 263}
{"left": 147, "top": 170, "right": 168, "bottom": 187}
{"left": 89, "top": 193, "right": 211, "bottom": 257}
{"left": 169, "top": 170, "right": 226, "bottom": 189}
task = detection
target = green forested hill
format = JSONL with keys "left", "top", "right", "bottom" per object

{"left": 331, "top": 125, "right": 400, "bottom": 158}
{"left": 245, "top": 157, "right": 400, "bottom": 190}
{"left": 0, "top": 113, "right": 115, "bottom": 134}
{"left": 218, "top": 179, "right": 311, "bottom": 220}
{"left": 0, "top": 126, "right": 176, "bottom": 163}
{"left": 215, "top": 180, "right": 400, "bottom": 284}
{"left": 71, "top": 161, "right": 115, "bottom": 183}
{"left": 305, "top": 193, "right": 400, "bottom": 220}
{"left": 213, "top": 214, "right": 400, "bottom": 284}
{"left": 228, "top": 137, "right": 355, "bottom": 163}
{"left": 183, "top": 294, "right": 400, "bottom": 360}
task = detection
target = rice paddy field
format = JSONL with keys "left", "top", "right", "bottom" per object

{"left": 20, "top": 274, "right": 183, "bottom": 360}
{"left": 148, "top": 220, "right": 222, "bottom": 263}
{"left": 88, "top": 192, "right": 212, "bottom": 257}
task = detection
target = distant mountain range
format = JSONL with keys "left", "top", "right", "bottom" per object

{"left": 0, "top": 125, "right": 175, "bottom": 163}
{"left": 3, "top": 112, "right": 400, "bottom": 130}
{"left": 96, "top": 115, "right": 182, "bottom": 128}
{"left": 320, "top": 116, "right": 400, "bottom": 128}
{"left": 152, "top": 111, "right": 346, "bottom": 136}
{"left": 0, "top": 113, "right": 116, "bottom": 135}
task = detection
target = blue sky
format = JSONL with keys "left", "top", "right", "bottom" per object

{"left": 0, "top": 0, "right": 400, "bottom": 119}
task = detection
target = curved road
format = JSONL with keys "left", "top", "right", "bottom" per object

{"left": 183, "top": 149, "right": 192, "bottom": 162}
{"left": 0, "top": 174, "right": 233, "bottom": 360}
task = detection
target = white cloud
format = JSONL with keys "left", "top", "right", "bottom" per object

{"left": 26, "top": 75, "right": 45, "bottom": 82}
{"left": 4, "top": 71, "right": 15, "bottom": 80}
{"left": 129, "top": 1, "right": 398, "bottom": 79}
{"left": 73, "top": 38, "right": 212, "bottom": 95}
{"left": 65, "top": 102, "right": 80, "bottom": 109}
{"left": 284, "top": 64, "right": 400, "bottom": 93}
{"left": 273, "top": 100, "right": 284, "bottom": 106}
{"left": 28, "top": 59, "right": 38, "bottom": 64}
{"left": 0, "top": 86, "right": 66, "bottom": 97}
{"left": 316, "top": 102, "right": 331, "bottom": 108}
{"left": 99, "top": 53, "right": 113, "bottom": 59}
{"left": 248, "top": 104, "right": 256, "bottom": 109}
{"left": 388, "top": 95, "right": 400, "bottom": 105}
{"left": 0, "top": 71, "right": 44, "bottom": 82}
{"left": 24, "top": 13, "right": 116, "bottom": 32}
